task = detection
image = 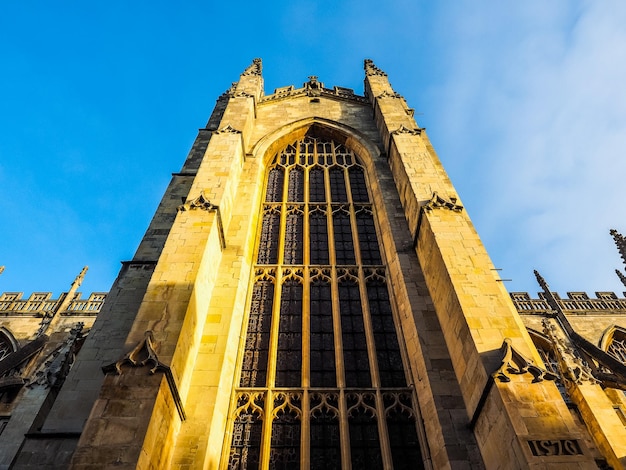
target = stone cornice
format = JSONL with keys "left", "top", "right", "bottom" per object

{"left": 260, "top": 85, "right": 369, "bottom": 106}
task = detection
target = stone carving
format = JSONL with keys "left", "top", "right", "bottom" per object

{"left": 391, "top": 124, "right": 421, "bottom": 136}
{"left": 493, "top": 338, "right": 558, "bottom": 383}
{"left": 364, "top": 59, "right": 387, "bottom": 77}
{"left": 376, "top": 90, "right": 402, "bottom": 99}
{"left": 304, "top": 76, "right": 323, "bottom": 96}
{"left": 27, "top": 323, "right": 84, "bottom": 388}
{"left": 178, "top": 191, "right": 218, "bottom": 212}
{"left": 542, "top": 319, "right": 598, "bottom": 385}
{"left": 102, "top": 330, "right": 186, "bottom": 420}
{"left": 527, "top": 439, "right": 582, "bottom": 456}
{"left": 214, "top": 124, "right": 242, "bottom": 135}
{"left": 423, "top": 192, "right": 463, "bottom": 212}
{"left": 106, "top": 330, "right": 165, "bottom": 375}
{"left": 178, "top": 192, "right": 226, "bottom": 249}
{"left": 535, "top": 270, "right": 626, "bottom": 389}
{"left": 242, "top": 58, "right": 262, "bottom": 76}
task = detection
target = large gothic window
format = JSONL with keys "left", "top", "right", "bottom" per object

{"left": 227, "top": 135, "right": 423, "bottom": 469}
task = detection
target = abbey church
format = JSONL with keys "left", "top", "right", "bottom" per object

{"left": 1, "top": 59, "right": 626, "bottom": 469}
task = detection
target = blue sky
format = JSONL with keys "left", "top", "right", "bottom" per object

{"left": 1, "top": 1, "right": 625, "bottom": 298}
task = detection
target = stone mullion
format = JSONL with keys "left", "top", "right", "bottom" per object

{"left": 338, "top": 390, "right": 351, "bottom": 469}
{"left": 259, "top": 266, "right": 285, "bottom": 468}
{"left": 302, "top": 268, "right": 311, "bottom": 390}
{"left": 259, "top": 388, "right": 275, "bottom": 470}
{"left": 323, "top": 146, "right": 352, "bottom": 467}
{"left": 374, "top": 390, "right": 394, "bottom": 470}
{"left": 330, "top": 264, "right": 351, "bottom": 467}
{"left": 346, "top": 156, "right": 382, "bottom": 394}
{"left": 265, "top": 269, "right": 284, "bottom": 390}
{"left": 355, "top": 270, "right": 382, "bottom": 389}
{"left": 300, "top": 389, "right": 311, "bottom": 470}
{"left": 302, "top": 144, "right": 311, "bottom": 391}
{"left": 303, "top": 167, "right": 311, "bottom": 268}
{"left": 276, "top": 164, "right": 289, "bottom": 266}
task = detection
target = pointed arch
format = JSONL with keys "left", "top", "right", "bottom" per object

{"left": 527, "top": 328, "right": 560, "bottom": 377}
{"left": 251, "top": 117, "right": 382, "bottom": 172}
{"left": 599, "top": 325, "right": 626, "bottom": 364}
{"left": 0, "top": 327, "right": 19, "bottom": 361}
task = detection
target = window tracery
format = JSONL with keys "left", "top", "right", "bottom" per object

{"left": 605, "top": 328, "right": 626, "bottom": 364}
{"left": 227, "top": 135, "right": 423, "bottom": 469}
{"left": 0, "top": 328, "right": 17, "bottom": 362}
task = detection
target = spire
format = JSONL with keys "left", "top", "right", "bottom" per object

{"left": 534, "top": 269, "right": 574, "bottom": 337}
{"left": 533, "top": 269, "right": 551, "bottom": 294}
{"left": 71, "top": 265, "right": 88, "bottom": 291}
{"left": 364, "top": 59, "right": 387, "bottom": 77}
{"left": 36, "top": 266, "right": 88, "bottom": 338}
{"left": 0, "top": 266, "right": 4, "bottom": 276}
{"left": 242, "top": 58, "right": 262, "bottom": 76}
{"left": 615, "top": 269, "right": 626, "bottom": 288}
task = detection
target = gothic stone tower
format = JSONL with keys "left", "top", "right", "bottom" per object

{"left": 17, "top": 59, "right": 608, "bottom": 469}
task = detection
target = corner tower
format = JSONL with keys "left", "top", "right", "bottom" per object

{"left": 24, "top": 59, "right": 599, "bottom": 469}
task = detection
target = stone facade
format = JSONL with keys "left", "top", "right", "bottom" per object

{"left": 0, "top": 268, "right": 105, "bottom": 469}
{"left": 1, "top": 60, "right": 625, "bottom": 469}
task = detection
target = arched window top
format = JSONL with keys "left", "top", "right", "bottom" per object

{"left": 271, "top": 135, "right": 362, "bottom": 170}
{"left": 0, "top": 327, "right": 19, "bottom": 361}
{"left": 527, "top": 328, "right": 553, "bottom": 351}
{"left": 600, "top": 325, "right": 626, "bottom": 364}
{"left": 254, "top": 120, "right": 382, "bottom": 177}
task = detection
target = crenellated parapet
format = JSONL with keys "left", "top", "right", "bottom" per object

{"left": 511, "top": 291, "right": 626, "bottom": 315}
{"left": 0, "top": 292, "right": 106, "bottom": 316}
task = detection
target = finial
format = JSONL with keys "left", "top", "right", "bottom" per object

{"left": 534, "top": 270, "right": 577, "bottom": 337}
{"left": 533, "top": 269, "right": 550, "bottom": 292}
{"left": 610, "top": 229, "right": 626, "bottom": 266}
{"left": 71, "top": 266, "right": 88, "bottom": 289}
{"left": 364, "top": 59, "right": 387, "bottom": 77}
{"left": 242, "top": 58, "right": 262, "bottom": 76}
{"left": 0, "top": 266, "right": 4, "bottom": 276}
{"left": 304, "top": 76, "right": 323, "bottom": 91}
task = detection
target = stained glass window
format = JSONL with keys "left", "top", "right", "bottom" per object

{"left": 228, "top": 134, "right": 423, "bottom": 469}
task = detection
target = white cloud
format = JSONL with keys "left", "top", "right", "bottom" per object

{"left": 427, "top": 1, "right": 626, "bottom": 294}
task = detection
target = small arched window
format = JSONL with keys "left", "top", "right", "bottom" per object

{"left": 0, "top": 327, "right": 18, "bottom": 362}
{"left": 600, "top": 325, "right": 626, "bottom": 364}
